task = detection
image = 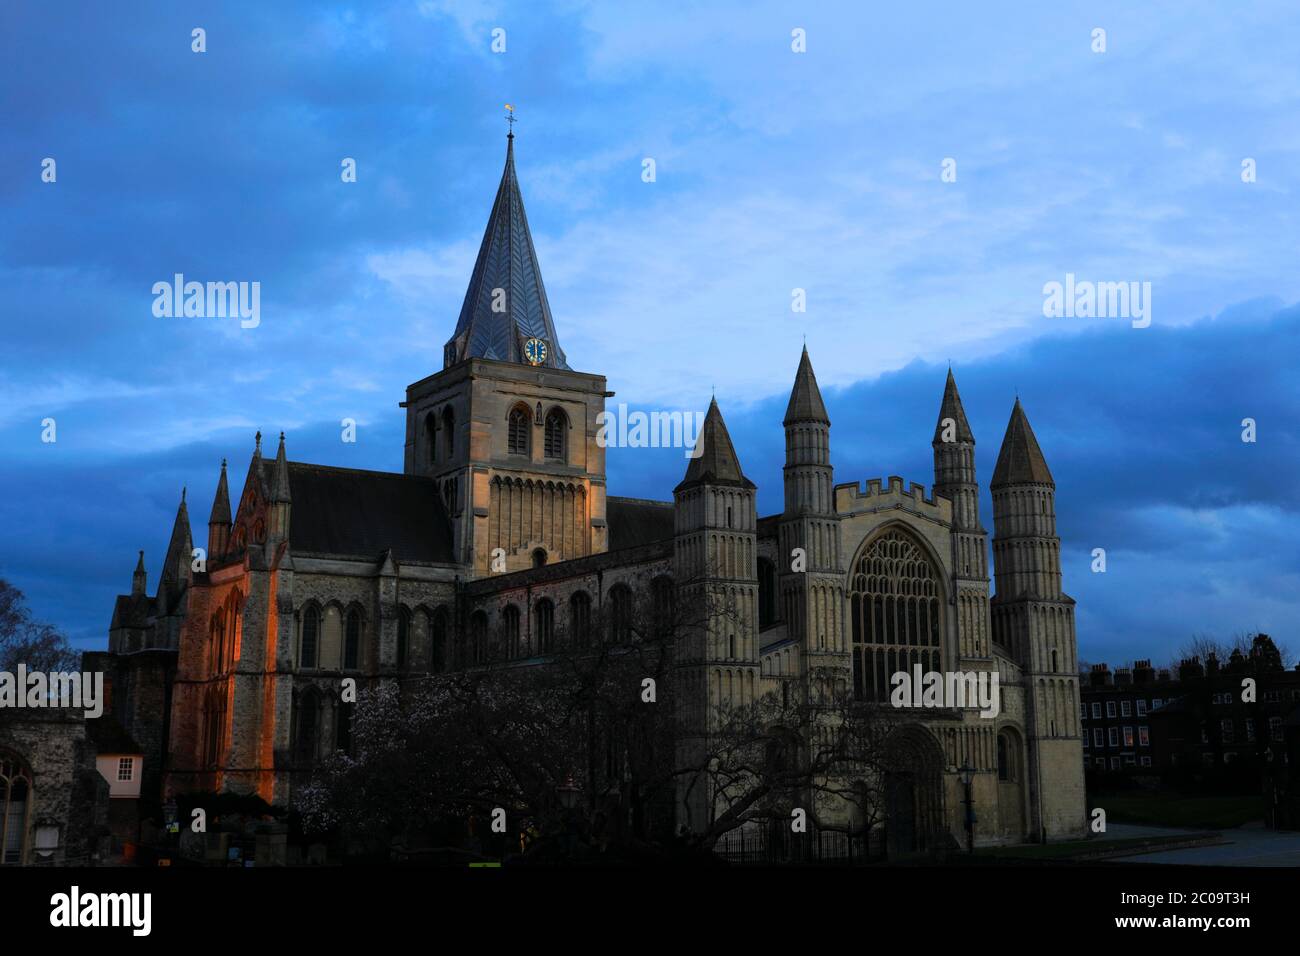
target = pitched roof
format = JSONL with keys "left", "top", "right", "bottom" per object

{"left": 991, "top": 399, "right": 1054, "bottom": 487}
{"left": 267, "top": 461, "right": 455, "bottom": 563}
{"left": 443, "top": 134, "right": 569, "bottom": 370}
{"left": 88, "top": 714, "right": 143, "bottom": 756}
{"left": 933, "top": 368, "right": 974, "bottom": 444}
{"left": 783, "top": 346, "right": 829, "bottom": 426}
{"left": 606, "top": 497, "right": 675, "bottom": 551}
{"left": 676, "top": 398, "right": 754, "bottom": 492}
{"left": 110, "top": 593, "right": 156, "bottom": 630}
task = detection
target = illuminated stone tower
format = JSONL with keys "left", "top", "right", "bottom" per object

{"left": 401, "top": 132, "right": 608, "bottom": 573}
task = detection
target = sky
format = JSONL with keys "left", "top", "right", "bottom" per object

{"left": 1, "top": 1, "right": 1298, "bottom": 668}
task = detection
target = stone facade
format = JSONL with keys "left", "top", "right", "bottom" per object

{"left": 102, "top": 133, "right": 1087, "bottom": 850}
{"left": 0, "top": 709, "right": 108, "bottom": 865}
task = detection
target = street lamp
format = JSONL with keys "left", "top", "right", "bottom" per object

{"left": 557, "top": 774, "right": 581, "bottom": 859}
{"left": 958, "top": 764, "right": 976, "bottom": 853}
{"left": 557, "top": 774, "right": 580, "bottom": 810}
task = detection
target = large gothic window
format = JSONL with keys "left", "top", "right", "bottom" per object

{"left": 608, "top": 584, "right": 633, "bottom": 644}
{"left": 508, "top": 406, "right": 530, "bottom": 456}
{"left": 441, "top": 406, "right": 455, "bottom": 460}
{"left": 344, "top": 608, "right": 362, "bottom": 670}
{"left": 397, "top": 607, "right": 411, "bottom": 671}
{"left": 430, "top": 607, "right": 448, "bottom": 673}
{"left": 470, "top": 611, "right": 488, "bottom": 664}
{"left": 425, "top": 412, "right": 438, "bottom": 466}
{"left": 502, "top": 605, "right": 521, "bottom": 658}
{"left": 300, "top": 605, "right": 319, "bottom": 670}
{"left": 570, "top": 592, "right": 592, "bottom": 649}
{"left": 544, "top": 408, "right": 566, "bottom": 460}
{"left": 203, "top": 685, "right": 227, "bottom": 769}
{"left": 651, "top": 576, "right": 675, "bottom": 638}
{"left": 848, "top": 528, "right": 943, "bottom": 702}
{"left": 535, "top": 599, "right": 555, "bottom": 654}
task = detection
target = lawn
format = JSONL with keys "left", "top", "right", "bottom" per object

{"left": 1092, "top": 791, "right": 1263, "bottom": 830}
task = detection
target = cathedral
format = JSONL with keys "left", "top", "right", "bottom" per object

{"left": 110, "top": 131, "right": 1086, "bottom": 852}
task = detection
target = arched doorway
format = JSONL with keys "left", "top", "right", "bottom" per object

{"left": 881, "top": 726, "right": 945, "bottom": 858}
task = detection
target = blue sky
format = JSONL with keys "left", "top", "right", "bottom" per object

{"left": 1, "top": 1, "right": 1298, "bottom": 668}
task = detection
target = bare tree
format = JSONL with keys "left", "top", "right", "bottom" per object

{"left": 0, "top": 578, "right": 79, "bottom": 673}
{"left": 298, "top": 567, "right": 917, "bottom": 861}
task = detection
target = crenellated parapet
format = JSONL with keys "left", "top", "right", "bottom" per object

{"left": 834, "top": 476, "right": 952, "bottom": 527}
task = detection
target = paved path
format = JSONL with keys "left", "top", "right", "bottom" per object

{"left": 1101, "top": 823, "right": 1300, "bottom": 866}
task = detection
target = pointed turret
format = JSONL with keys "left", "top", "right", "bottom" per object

{"left": 159, "top": 488, "right": 193, "bottom": 599}
{"left": 932, "top": 368, "right": 980, "bottom": 532}
{"left": 779, "top": 347, "right": 847, "bottom": 701}
{"left": 931, "top": 368, "right": 990, "bottom": 656}
{"left": 783, "top": 345, "right": 830, "bottom": 426}
{"left": 242, "top": 430, "right": 268, "bottom": 502}
{"left": 132, "top": 550, "right": 147, "bottom": 596}
{"left": 271, "top": 432, "right": 291, "bottom": 503}
{"left": 677, "top": 398, "right": 754, "bottom": 491}
{"left": 443, "top": 132, "right": 569, "bottom": 370}
{"left": 269, "top": 432, "right": 292, "bottom": 540}
{"left": 990, "top": 397, "right": 1063, "bottom": 601}
{"left": 208, "top": 459, "right": 232, "bottom": 560}
{"left": 932, "top": 368, "right": 974, "bottom": 445}
{"left": 992, "top": 399, "right": 1054, "bottom": 488}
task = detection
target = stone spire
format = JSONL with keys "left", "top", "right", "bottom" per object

{"left": 932, "top": 368, "right": 980, "bottom": 531}
{"left": 269, "top": 432, "right": 292, "bottom": 540}
{"left": 677, "top": 398, "right": 753, "bottom": 491}
{"left": 243, "top": 430, "right": 269, "bottom": 503}
{"left": 132, "top": 550, "right": 147, "bottom": 597}
{"left": 271, "top": 432, "right": 291, "bottom": 503}
{"left": 443, "top": 132, "right": 569, "bottom": 370}
{"left": 783, "top": 345, "right": 830, "bottom": 426}
{"left": 159, "top": 489, "right": 193, "bottom": 597}
{"left": 933, "top": 367, "right": 974, "bottom": 444}
{"left": 208, "top": 459, "right": 232, "bottom": 560}
{"left": 992, "top": 399, "right": 1054, "bottom": 488}
{"left": 209, "top": 459, "right": 231, "bottom": 524}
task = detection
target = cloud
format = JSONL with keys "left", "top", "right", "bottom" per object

{"left": 3, "top": 0, "right": 1299, "bottom": 671}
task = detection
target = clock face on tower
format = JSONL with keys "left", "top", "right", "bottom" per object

{"left": 523, "top": 337, "right": 547, "bottom": 366}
